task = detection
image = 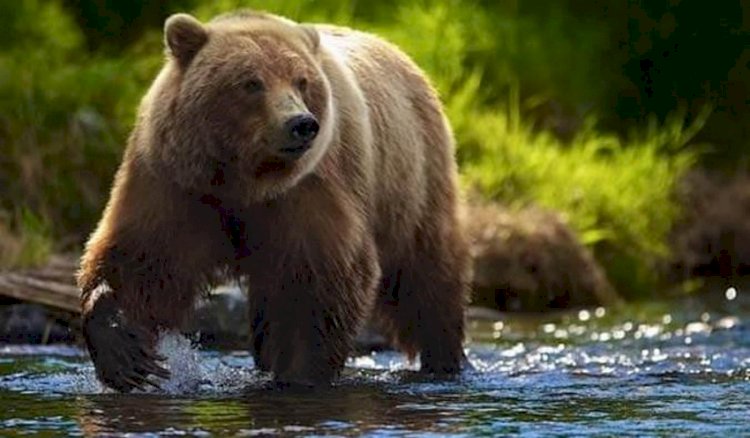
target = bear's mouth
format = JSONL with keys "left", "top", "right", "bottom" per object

{"left": 255, "top": 156, "right": 290, "bottom": 177}
{"left": 278, "top": 140, "right": 313, "bottom": 160}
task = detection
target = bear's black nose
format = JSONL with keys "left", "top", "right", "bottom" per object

{"left": 286, "top": 114, "right": 320, "bottom": 143}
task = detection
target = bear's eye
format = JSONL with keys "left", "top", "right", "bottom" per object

{"left": 243, "top": 78, "right": 264, "bottom": 94}
{"left": 295, "top": 77, "right": 308, "bottom": 93}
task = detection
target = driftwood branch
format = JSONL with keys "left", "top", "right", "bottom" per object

{"left": 0, "top": 255, "right": 80, "bottom": 313}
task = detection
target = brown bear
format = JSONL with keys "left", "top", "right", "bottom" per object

{"left": 78, "top": 10, "right": 471, "bottom": 392}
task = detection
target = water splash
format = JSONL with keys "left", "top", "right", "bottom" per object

{"left": 154, "top": 332, "right": 204, "bottom": 394}
{"left": 0, "top": 332, "right": 262, "bottom": 396}
{"left": 149, "top": 331, "right": 261, "bottom": 395}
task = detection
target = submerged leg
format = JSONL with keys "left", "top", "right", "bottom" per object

{"left": 249, "top": 241, "right": 380, "bottom": 386}
{"left": 374, "top": 227, "right": 471, "bottom": 374}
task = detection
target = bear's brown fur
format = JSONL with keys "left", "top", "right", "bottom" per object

{"left": 78, "top": 10, "right": 471, "bottom": 391}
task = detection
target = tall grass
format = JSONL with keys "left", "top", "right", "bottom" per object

{"left": 457, "top": 96, "right": 703, "bottom": 295}
{"left": 0, "top": 209, "right": 53, "bottom": 268}
{"left": 0, "top": 0, "right": 158, "bottom": 265}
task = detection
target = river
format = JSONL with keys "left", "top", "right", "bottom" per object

{"left": 0, "top": 287, "right": 747, "bottom": 436}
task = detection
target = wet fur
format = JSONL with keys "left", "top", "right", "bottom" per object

{"left": 79, "top": 11, "right": 471, "bottom": 389}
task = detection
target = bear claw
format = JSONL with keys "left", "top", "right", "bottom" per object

{"left": 83, "top": 294, "right": 171, "bottom": 392}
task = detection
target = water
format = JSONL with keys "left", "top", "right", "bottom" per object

{"left": 0, "top": 289, "right": 748, "bottom": 436}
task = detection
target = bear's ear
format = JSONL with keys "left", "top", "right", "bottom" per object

{"left": 298, "top": 25, "right": 320, "bottom": 52}
{"left": 165, "top": 13, "right": 208, "bottom": 67}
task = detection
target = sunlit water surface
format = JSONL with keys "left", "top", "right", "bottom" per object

{"left": 1, "top": 288, "right": 748, "bottom": 436}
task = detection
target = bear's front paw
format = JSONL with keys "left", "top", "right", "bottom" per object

{"left": 83, "top": 294, "right": 170, "bottom": 392}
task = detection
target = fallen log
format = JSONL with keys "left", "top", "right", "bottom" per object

{"left": 0, "top": 255, "right": 79, "bottom": 313}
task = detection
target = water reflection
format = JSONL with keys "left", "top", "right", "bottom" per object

{"left": 73, "top": 379, "right": 469, "bottom": 436}
{"left": 0, "top": 291, "right": 748, "bottom": 436}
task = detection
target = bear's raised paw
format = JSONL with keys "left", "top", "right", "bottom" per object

{"left": 83, "top": 294, "right": 170, "bottom": 392}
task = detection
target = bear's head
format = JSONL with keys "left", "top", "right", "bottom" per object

{"left": 142, "top": 11, "right": 334, "bottom": 202}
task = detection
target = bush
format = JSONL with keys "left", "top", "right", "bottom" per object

{"left": 0, "top": 0, "right": 159, "bottom": 262}
{"left": 459, "top": 100, "right": 703, "bottom": 297}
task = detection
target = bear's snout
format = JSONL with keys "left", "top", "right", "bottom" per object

{"left": 279, "top": 113, "right": 319, "bottom": 158}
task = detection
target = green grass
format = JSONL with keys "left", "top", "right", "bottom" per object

{"left": 456, "top": 93, "right": 706, "bottom": 296}
{"left": 0, "top": 209, "right": 53, "bottom": 268}
{"left": 0, "top": 0, "right": 159, "bottom": 258}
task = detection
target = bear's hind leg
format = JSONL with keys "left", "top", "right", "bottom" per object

{"left": 375, "top": 232, "right": 471, "bottom": 375}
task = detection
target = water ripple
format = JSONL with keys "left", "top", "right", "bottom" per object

{"left": 0, "top": 293, "right": 748, "bottom": 436}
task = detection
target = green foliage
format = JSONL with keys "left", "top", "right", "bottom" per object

{"left": 0, "top": 0, "right": 157, "bottom": 246}
{"left": 61, "top": 0, "right": 197, "bottom": 52}
{"left": 0, "top": 209, "right": 53, "bottom": 268}
{"left": 459, "top": 98, "right": 702, "bottom": 296}
{"left": 0, "top": 0, "right": 83, "bottom": 55}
